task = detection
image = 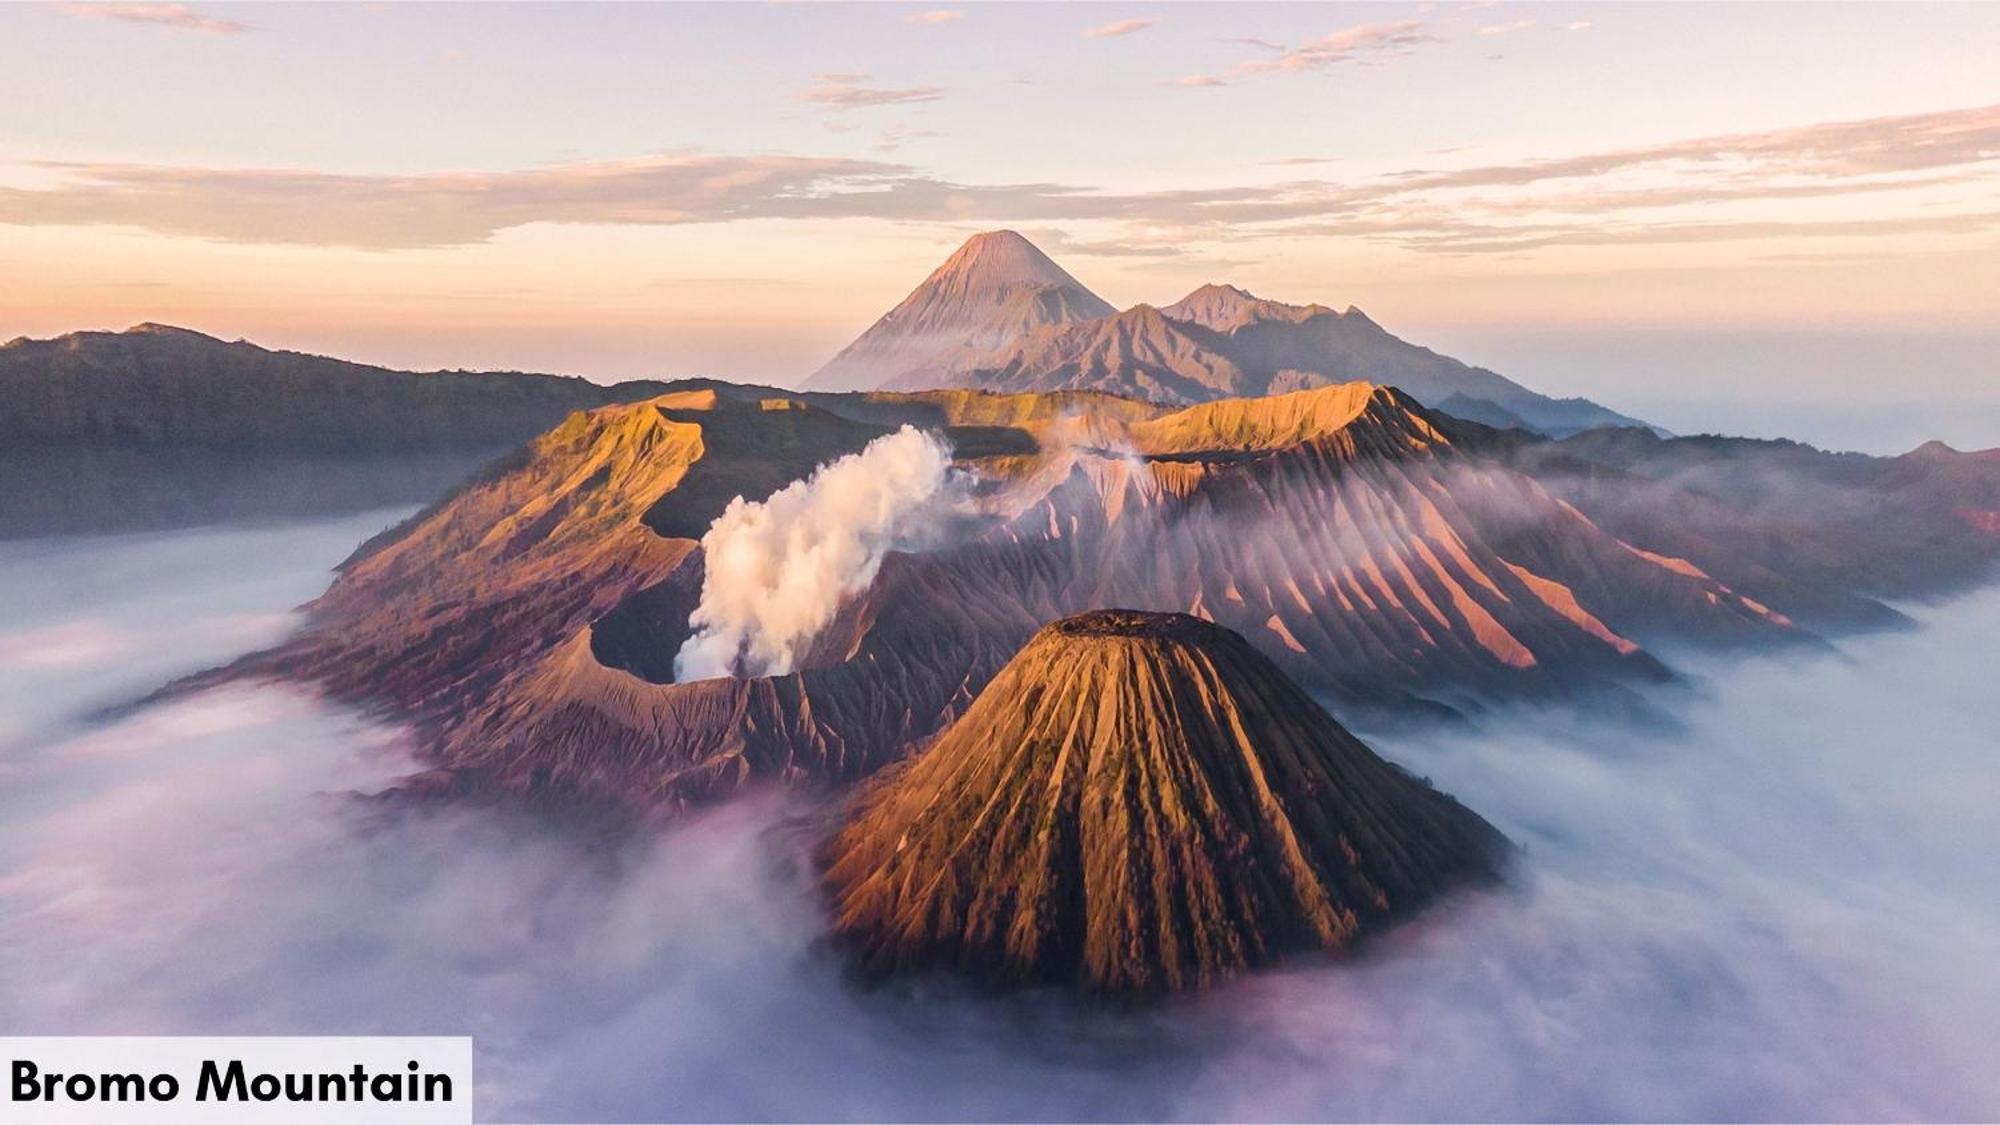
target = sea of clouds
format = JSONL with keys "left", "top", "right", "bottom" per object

{"left": 1, "top": 514, "right": 1996, "bottom": 1121}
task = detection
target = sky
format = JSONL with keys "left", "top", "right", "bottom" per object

{"left": 2, "top": 1, "right": 1997, "bottom": 450}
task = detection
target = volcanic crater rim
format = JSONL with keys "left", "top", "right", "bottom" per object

{"left": 1041, "top": 608, "right": 1222, "bottom": 641}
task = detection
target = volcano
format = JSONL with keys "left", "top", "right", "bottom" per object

{"left": 240, "top": 380, "right": 1818, "bottom": 815}
{"left": 801, "top": 230, "right": 1115, "bottom": 393}
{"left": 807, "top": 230, "right": 1646, "bottom": 435}
{"left": 822, "top": 610, "right": 1508, "bottom": 995}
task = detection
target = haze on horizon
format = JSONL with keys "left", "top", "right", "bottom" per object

{"left": 3, "top": 1, "right": 1997, "bottom": 452}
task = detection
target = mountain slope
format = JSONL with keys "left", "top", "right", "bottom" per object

{"left": 0, "top": 323, "right": 646, "bottom": 452}
{"left": 801, "top": 230, "right": 1115, "bottom": 393}
{"left": 1491, "top": 426, "right": 2000, "bottom": 608}
{"left": 945, "top": 280, "right": 1648, "bottom": 434}
{"left": 884, "top": 304, "right": 1247, "bottom": 402}
{"left": 823, "top": 610, "right": 1508, "bottom": 995}
{"left": 0, "top": 323, "right": 686, "bottom": 537}
{"left": 1159, "top": 282, "right": 1320, "bottom": 332}
{"left": 1159, "top": 284, "right": 1645, "bottom": 433}
{"left": 233, "top": 381, "right": 1807, "bottom": 816}
{"left": 803, "top": 232, "right": 1649, "bottom": 435}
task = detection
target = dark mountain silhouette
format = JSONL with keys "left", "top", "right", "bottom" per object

{"left": 822, "top": 609, "right": 1508, "bottom": 996}
{"left": 0, "top": 323, "right": 682, "bottom": 537}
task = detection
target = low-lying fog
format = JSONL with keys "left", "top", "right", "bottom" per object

{"left": 2, "top": 517, "right": 1996, "bottom": 1121}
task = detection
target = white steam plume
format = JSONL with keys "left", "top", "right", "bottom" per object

{"left": 674, "top": 425, "right": 961, "bottom": 682}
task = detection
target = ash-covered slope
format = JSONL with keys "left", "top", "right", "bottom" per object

{"left": 239, "top": 381, "right": 1803, "bottom": 816}
{"left": 801, "top": 230, "right": 1115, "bottom": 393}
{"left": 822, "top": 610, "right": 1508, "bottom": 995}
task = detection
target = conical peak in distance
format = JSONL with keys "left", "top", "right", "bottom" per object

{"left": 885, "top": 230, "right": 1111, "bottom": 325}
{"left": 801, "top": 230, "right": 1114, "bottom": 393}
{"left": 927, "top": 229, "right": 1094, "bottom": 293}
{"left": 822, "top": 609, "right": 1509, "bottom": 996}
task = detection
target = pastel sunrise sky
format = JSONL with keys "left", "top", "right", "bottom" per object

{"left": 4, "top": 1, "right": 1996, "bottom": 450}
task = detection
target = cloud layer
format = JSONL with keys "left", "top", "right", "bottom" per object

{"left": 0, "top": 103, "right": 1992, "bottom": 255}
{"left": 794, "top": 73, "right": 946, "bottom": 112}
{"left": 55, "top": 2, "right": 249, "bottom": 34}
{"left": 1085, "top": 19, "right": 1154, "bottom": 39}
{"left": 4, "top": 519, "right": 2000, "bottom": 1120}
{"left": 1178, "top": 20, "right": 1438, "bottom": 87}
{"left": 3, "top": 506, "right": 2000, "bottom": 1112}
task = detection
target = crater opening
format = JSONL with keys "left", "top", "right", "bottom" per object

{"left": 587, "top": 568, "right": 703, "bottom": 684}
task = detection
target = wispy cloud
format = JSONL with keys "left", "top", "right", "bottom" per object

{"left": 1085, "top": 19, "right": 1154, "bottom": 39}
{"left": 0, "top": 621, "right": 137, "bottom": 670}
{"left": 874, "top": 125, "right": 941, "bottom": 153}
{"left": 0, "top": 152, "right": 919, "bottom": 249}
{"left": 1371, "top": 210, "right": 2000, "bottom": 255}
{"left": 794, "top": 73, "right": 945, "bottom": 111}
{"left": 1477, "top": 19, "right": 1535, "bottom": 36}
{"left": 1469, "top": 171, "right": 1980, "bottom": 218}
{"left": 1022, "top": 227, "right": 1186, "bottom": 258}
{"left": 1180, "top": 20, "right": 1438, "bottom": 87}
{"left": 1388, "top": 101, "right": 2000, "bottom": 188}
{"left": 54, "top": 2, "right": 250, "bottom": 34}
{"left": 0, "top": 104, "right": 1990, "bottom": 256}
{"left": 903, "top": 9, "right": 963, "bottom": 26}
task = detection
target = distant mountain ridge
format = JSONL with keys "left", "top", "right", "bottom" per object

{"left": 1162, "top": 282, "right": 1324, "bottom": 331}
{"left": 0, "top": 323, "right": 648, "bottom": 452}
{"left": 812, "top": 231, "right": 1651, "bottom": 436}
{"left": 1475, "top": 422, "right": 2000, "bottom": 608}
{"left": 0, "top": 323, "right": 683, "bottom": 537}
